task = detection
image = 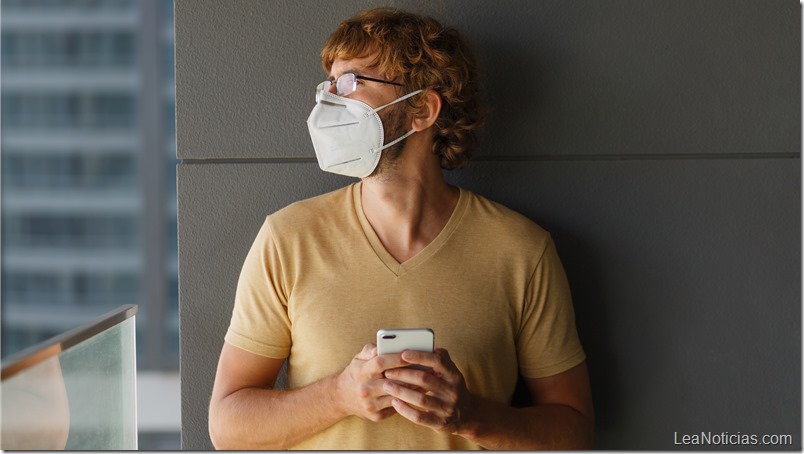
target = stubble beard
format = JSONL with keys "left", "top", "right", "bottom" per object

{"left": 366, "top": 103, "right": 409, "bottom": 181}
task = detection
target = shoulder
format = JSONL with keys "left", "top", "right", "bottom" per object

{"left": 461, "top": 189, "right": 551, "bottom": 254}
{"left": 265, "top": 184, "right": 355, "bottom": 232}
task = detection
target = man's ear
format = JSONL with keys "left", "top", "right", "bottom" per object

{"left": 411, "top": 90, "right": 442, "bottom": 132}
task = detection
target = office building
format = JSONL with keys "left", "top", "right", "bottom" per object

{"left": 1, "top": 0, "right": 179, "bottom": 448}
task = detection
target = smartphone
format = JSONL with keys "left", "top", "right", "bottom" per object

{"left": 376, "top": 328, "right": 434, "bottom": 355}
{"left": 377, "top": 328, "right": 434, "bottom": 372}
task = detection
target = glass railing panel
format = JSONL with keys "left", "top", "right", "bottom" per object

{"left": 1, "top": 304, "right": 137, "bottom": 450}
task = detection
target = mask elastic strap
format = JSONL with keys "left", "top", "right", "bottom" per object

{"left": 371, "top": 129, "right": 417, "bottom": 154}
{"left": 363, "top": 89, "right": 424, "bottom": 117}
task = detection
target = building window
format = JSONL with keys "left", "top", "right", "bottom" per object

{"left": 4, "top": 153, "right": 136, "bottom": 190}
{"left": 1, "top": 31, "right": 136, "bottom": 68}
{"left": 4, "top": 271, "right": 139, "bottom": 307}
{"left": 2, "top": 93, "right": 136, "bottom": 130}
{"left": 2, "top": 0, "right": 134, "bottom": 11}
{"left": 4, "top": 214, "right": 138, "bottom": 249}
{"left": 73, "top": 272, "right": 140, "bottom": 306}
{"left": 5, "top": 272, "right": 72, "bottom": 305}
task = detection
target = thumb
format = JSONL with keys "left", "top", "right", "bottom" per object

{"left": 355, "top": 343, "right": 377, "bottom": 359}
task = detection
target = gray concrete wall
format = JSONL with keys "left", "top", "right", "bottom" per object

{"left": 176, "top": 0, "right": 801, "bottom": 449}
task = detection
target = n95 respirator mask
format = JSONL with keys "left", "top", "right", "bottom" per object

{"left": 306, "top": 89, "right": 423, "bottom": 178}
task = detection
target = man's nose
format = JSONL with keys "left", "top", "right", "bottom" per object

{"left": 327, "top": 82, "right": 337, "bottom": 94}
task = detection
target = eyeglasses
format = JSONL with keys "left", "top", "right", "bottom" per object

{"left": 316, "top": 73, "right": 403, "bottom": 100}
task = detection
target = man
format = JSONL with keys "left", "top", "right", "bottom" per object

{"left": 209, "top": 8, "right": 593, "bottom": 450}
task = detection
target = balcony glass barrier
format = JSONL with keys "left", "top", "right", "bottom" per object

{"left": 1, "top": 304, "right": 137, "bottom": 450}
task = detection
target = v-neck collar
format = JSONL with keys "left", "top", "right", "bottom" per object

{"left": 352, "top": 181, "right": 468, "bottom": 277}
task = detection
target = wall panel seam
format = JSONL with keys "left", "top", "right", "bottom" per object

{"left": 178, "top": 152, "right": 800, "bottom": 165}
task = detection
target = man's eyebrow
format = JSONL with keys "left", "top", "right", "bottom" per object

{"left": 328, "top": 67, "right": 370, "bottom": 80}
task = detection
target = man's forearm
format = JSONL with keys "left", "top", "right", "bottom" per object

{"left": 209, "top": 373, "right": 346, "bottom": 450}
{"left": 458, "top": 397, "right": 594, "bottom": 450}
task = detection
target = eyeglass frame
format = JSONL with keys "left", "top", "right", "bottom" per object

{"left": 316, "top": 73, "right": 404, "bottom": 101}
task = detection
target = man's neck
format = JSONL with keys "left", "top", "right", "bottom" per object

{"left": 360, "top": 158, "right": 459, "bottom": 264}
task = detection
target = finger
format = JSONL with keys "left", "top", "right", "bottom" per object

{"left": 355, "top": 343, "right": 377, "bottom": 360}
{"left": 384, "top": 368, "right": 460, "bottom": 416}
{"left": 370, "top": 406, "right": 398, "bottom": 422}
{"left": 362, "top": 392, "right": 396, "bottom": 412}
{"left": 356, "top": 344, "right": 377, "bottom": 359}
{"left": 384, "top": 367, "right": 439, "bottom": 393}
{"left": 366, "top": 349, "right": 408, "bottom": 378}
{"left": 389, "top": 380, "right": 428, "bottom": 394}
{"left": 373, "top": 352, "right": 411, "bottom": 373}
{"left": 383, "top": 380, "right": 445, "bottom": 414}
{"left": 359, "top": 395, "right": 398, "bottom": 422}
{"left": 401, "top": 348, "right": 456, "bottom": 377}
{"left": 374, "top": 394, "right": 397, "bottom": 410}
{"left": 353, "top": 383, "right": 397, "bottom": 415}
{"left": 391, "top": 398, "right": 442, "bottom": 428}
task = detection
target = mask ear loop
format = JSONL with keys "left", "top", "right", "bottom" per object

{"left": 365, "top": 89, "right": 424, "bottom": 154}
{"left": 370, "top": 129, "right": 417, "bottom": 154}
{"left": 363, "top": 89, "right": 424, "bottom": 117}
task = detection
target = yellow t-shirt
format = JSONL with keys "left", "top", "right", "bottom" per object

{"left": 225, "top": 182, "right": 585, "bottom": 450}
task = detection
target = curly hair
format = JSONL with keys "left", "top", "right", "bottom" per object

{"left": 321, "top": 8, "right": 484, "bottom": 170}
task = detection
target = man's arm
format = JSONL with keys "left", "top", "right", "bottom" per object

{"left": 461, "top": 362, "right": 594, "bottom": 449}
{"left": 383, "top": 350, "right": 594, "bottom": 450}
{"left": 208, "top": 342, "right": 407, "bottom": 450}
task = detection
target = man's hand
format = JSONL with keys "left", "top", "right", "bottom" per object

{"left": 381, "top": 348, "right": 476, "bottom": 435}
{"left": 335, "top": 344, "right": 409, "bottom": 422}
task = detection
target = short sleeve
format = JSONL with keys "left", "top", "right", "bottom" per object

{"left": 517, "top": 237, "right": 586, "bottom": 378}
{"left": 224, "top": 217, "right": 292, "bottom": 359}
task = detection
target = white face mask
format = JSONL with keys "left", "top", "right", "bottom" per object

{"left": 306, "top": 89, "right": 423, "bottom": 178}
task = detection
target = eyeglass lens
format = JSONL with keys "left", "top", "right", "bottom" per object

{"left": 334, "top": 73, "right": 357, "bottom": 96}
{"left": 316, "top": 74, "right": 359, "bottom": 99}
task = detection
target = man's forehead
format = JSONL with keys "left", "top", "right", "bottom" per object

{"left": 328, "top": 53, "right": 381, "bottom": 78}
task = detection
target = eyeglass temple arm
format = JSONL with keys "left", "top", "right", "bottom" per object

{"left": 354, "top": 75, "right": 403, "bottom": 87}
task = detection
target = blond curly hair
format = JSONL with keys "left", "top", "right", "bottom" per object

{"left": 321, "top": 8, "right": 484, "bottom": 170}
